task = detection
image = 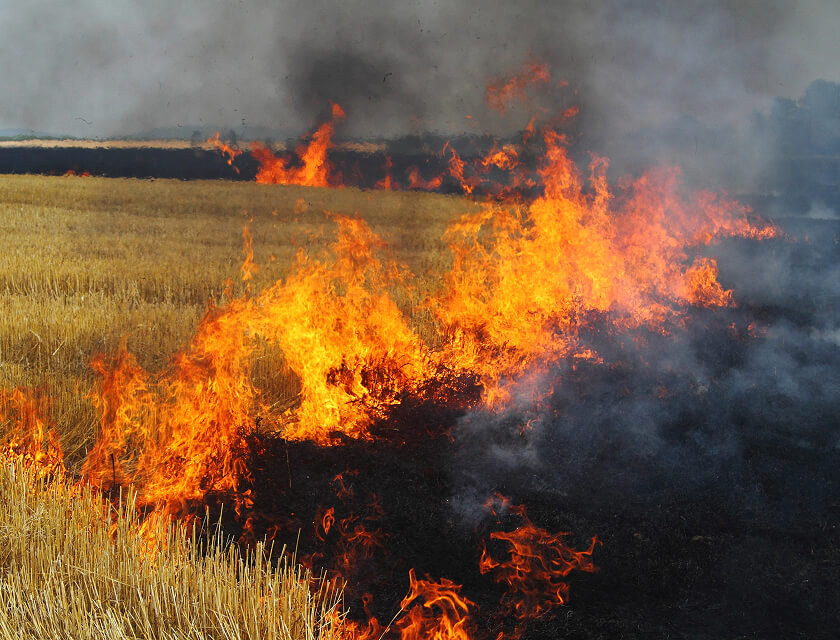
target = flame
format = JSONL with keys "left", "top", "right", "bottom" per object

{"left": 252, "top": 104, "right": 345, "bottom": 186}
{"left": 207, "top": 133, "right": 243, "bottom": 173}
{"left": 72, "top": 114, "right": 776, "bottom": 517}
{"left": 0, "top": 387, "right": 65, "bottom": 475}
{"left": 443, "top": 142, "right": 475, "bottom": 196}
{"left": 480, "top": 504, "right": 599, "bottom": 628}
{"left": 486, "top": 60, "right": 551, "bottom": 112}
{"left": 80, "top": 299, "right": 258, "bottom": 515}
{"left": 4, "top": 92, "right": 783, "bottom": 639}
{"left": 376, "top": 156, "right": 395, "bottom": 190}
{"left": 395, "top": 570, "right": 475, "bottom": 640}
{"left": 479, "top": 143, "right": 519, "bottom": 172}
{"left": 406, "top": 167, "right": 444, "bottom": 191}
{"left": 430, "top": 132, "right": 775, "bottom": 404}
{"left": 240, "top": 224, "right": 259, "bottom": 282}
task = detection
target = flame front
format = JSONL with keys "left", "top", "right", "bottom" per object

{"left": 3, "top": 94, "right": 781, "bottom": 639}
{"left": 0, "top": 387, "right": 65, "bottom": 475}
{"left": 76, "top": 114, "right": 775, "bottom": 517}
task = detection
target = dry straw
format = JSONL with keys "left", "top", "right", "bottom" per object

{"left": 0, "top": 461, "right": 345, "bottom": 640}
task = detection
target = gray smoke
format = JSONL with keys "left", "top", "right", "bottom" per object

{"left": 2, "top": 0, "right": 839, "bottom": 143}
{"left": 449, "top": 219, "right": 840, "bottom": 528}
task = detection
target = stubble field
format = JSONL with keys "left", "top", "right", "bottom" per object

{"left": 0, "top": 174, "right": 471, "bottom": 467}
{"left": 0, "top": 175, "right": 476, "bottom": 639}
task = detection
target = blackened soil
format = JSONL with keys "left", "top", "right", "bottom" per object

{"left": 202, "top": 397, "right": 840, "bottom": 640}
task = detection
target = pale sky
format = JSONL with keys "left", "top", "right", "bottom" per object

{"left": 1, "top": 0, "right": 838, "bottom": 139}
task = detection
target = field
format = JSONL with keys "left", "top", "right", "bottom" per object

{"left": 0, "top": 175, "right": 472, "bottom": 465}
{"left": 1, "top": 172, "right": 838, "bottom": 639}
{"left": 0, "top": 174, "right": 476, "bottom": 639}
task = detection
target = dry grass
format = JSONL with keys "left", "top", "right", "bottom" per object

{"left": 0, "top": 173, "right": 476, "bottom": 638}
{"left": 0, "top": 461, "right": 344, "bottom": 640}
{"left": 0, "top": 174, "right": 474, "bottom": 465}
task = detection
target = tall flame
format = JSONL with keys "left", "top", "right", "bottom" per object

{"left": 75, "top": 116, "right": 776, "bottom": 515}
{"left": 2, "top": 96, "right": 781, "bottom": 639}
{"left": 252, "top": 104, "right": 346, "bottom": 186}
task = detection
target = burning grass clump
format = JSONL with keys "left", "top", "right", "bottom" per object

{"left": 0, "top": 461, "right": 344, "bottom": 640}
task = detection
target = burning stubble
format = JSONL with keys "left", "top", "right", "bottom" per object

{"left": 1, "top": 93, "right": 794, "bottom": 637}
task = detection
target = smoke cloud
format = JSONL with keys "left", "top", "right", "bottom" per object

{"left": 449, "top": 219, "right": 840, "bottom": 528}
{"left": 2, "top": 0, "right": 839, "bottom": 143}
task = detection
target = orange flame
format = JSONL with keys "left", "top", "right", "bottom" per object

{"left": 240, "top": 224, "right": 259, "bottom": 282}
{"left": 376, "top": 156, "right": 395, "bottom": 190}
{"left": 207, "top": 133, "right": 243, "bottom": 173}
{"left": 430, "top": 132, "right": 775, "bottom": 403}
{"left": 395, "top": 570, "right": 475, "bottom": 640}
{"left": 81, "top": 300, "right": 258, "bottom": 515}
{"left": 480, "top": 504, "right": 598, "bottom": 627}
{"left": 0, "top": 387, "right": 65, "bottom": 475}
{"left": 443, "top": 142, "right": 475, "bottom": 196}
{"left": 252, "top": 103, "right": 346, "bottom": 186}
{"left": 72, "top": 116, "right": 776, "bottom": 516}
{"left": 486, "top": 60, "right": 551, "bottom": 112}
{"left": 406, "top": 167, "right": 444, "bottom": 191}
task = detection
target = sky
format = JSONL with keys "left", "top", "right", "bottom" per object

{"left": 1, "top": 0, "right": 839, "bottom": 139}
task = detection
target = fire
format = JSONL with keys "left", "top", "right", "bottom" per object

{"left": 80, "top": 300, "right": 258, "bottom": 515}
{"left": 485, "top": 60, "right": 551, "bottom": 112}
{"left": 2, "top": 79, "right": 782, "bottom": 638}
{"left": 406, "top": 166, "right": 444, "bottom": 191}
{"left": 430, "top": 135, "right": 776, "bottom": 405}
{"left": 376, "top": 156, "right": 394, "bottom": 190}
{"left": 443, "top": 142, "right": 475, "bottom": 196}
{"left": 255, "top": 214, "right": 434, "bottom": 443}
{"left": 72, "top": 109, "right": 776, "bottom": 516}
{"left": 252, "top": 103, "right": 346, "bottom": 186}
{"left": 395, "top": 570, "right": 475, "bottom": 640}
{"left": 480, "top": 504, "right": 599, "bottom": 628}
{"left": 0, "top": 387, "right": 65, "bottom": 475}
{"left": 240, "top": 224, "right": 259, "bottom": 282}
{"left": 207, "top": 133, "right": 243, "bottom": 173}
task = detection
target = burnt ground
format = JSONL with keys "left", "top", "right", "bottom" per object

{"left": 5, "top": 148, "right": 838, "bottom": 638}
{"left": 0, "top": 144, "right": 529, "bottom": 196}
{"left": 201, "top": 218, "right": 840, "bottom": 640}
{"left": 214, "top": 378, "right": 840, "bottom": 640}
{"left": 0, "top": 146, "right": 459, "bottom": 191}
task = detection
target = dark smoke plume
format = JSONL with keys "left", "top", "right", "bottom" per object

{"left": 2, "top": 0, "right": 838, "bottom": 143}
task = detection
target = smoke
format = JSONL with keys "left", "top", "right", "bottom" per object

{"left": 449, "top": 219, "right": 840, "bottom": 528}
{"left": 2, "top": 0, "right": 839, "bottom": 142}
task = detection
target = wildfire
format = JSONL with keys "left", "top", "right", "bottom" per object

{"left": 60, "top": 106, "right": 778, "bottom": 518}
{"left": 251, "top": 103, "right": 346, "bottom": 186}
{"left": 1, "top": 75, "right": 782, "bottom": 639}
{"left": 0, "top": 387, "right": 65, "bottom": 476}
{"left": 394, "top": 570, "right": 475, "bottom": 640}
{"left": 207, "top": 133, "right": 243, "bottom": 173}
{"left": 240, "top": 224, "right": 259, "bottom": 282}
